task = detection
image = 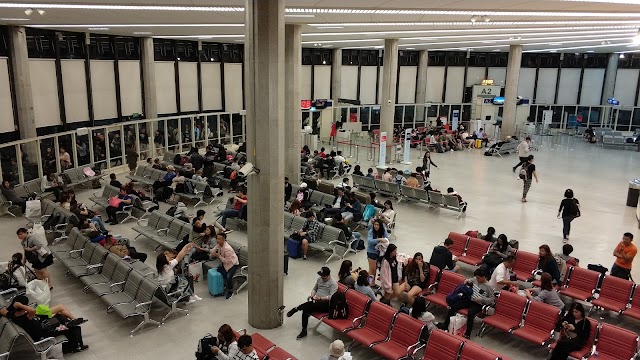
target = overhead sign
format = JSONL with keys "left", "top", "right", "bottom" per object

{"left": 607, "top": 98, "right": 620, "bottom": 105}
{"left": 481, "top": 79, "right": 494, "bottom": 86}
{"left": 403, "top": 129, "right": 412, "bottom": 165}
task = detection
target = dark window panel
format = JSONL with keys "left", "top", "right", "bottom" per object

{"left": 221, "top": 43, "right": 243, "bottom": 63}
{"left": 175, "top": 40, "right": 199, "bottom": 62}
{"left": 521, "top": 53, "right": 539, "bottom": 68}
{"left": 446, "top": 51, "right": 466, "bottom": 66}
{"left": 538, "top": 53, "right": 561, "bottom": 68}
{"left": 619, "top": 53, "right": 640, "bottom": 69}
{"left": 153, "top": 39, "right": 175, "bottom": 61}
{"left": 468, "top": 52, "right": 487, "bottom": 67}
{"left": 399, "top": 50, "right": 419, "bottom": 66}
{"left": 561, "top": 53, "right": 582, "bottom": 68}
{"left": 25, "top": 28, "right": 56, "bottom": 59}
{"left": 583, "top": 53, "right": 607, "bottom": 68}
{"left": 201, "top": 42, "right": 221, "bottom": 62}
{"left": 114, "top": 36, "right": 140, "bottom": 60}
{"left": 487, "top": 52, "right": 508, "bottom": 67}
{"left": 428, "top": 51, "right": 446, "bottom": 66}
{"left": 87, "top": 34, "right": 114, "bottom": 60}
{"left": 56, "top": 31, "right": 85, "bottom": 59}
{"left": 0, "top": 26, "right": 8, "bottom": 57}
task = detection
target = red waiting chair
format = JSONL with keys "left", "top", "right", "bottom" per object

{"left": 511, "top": 251, "right": 539, "bottom": 282}
{"left": 446, "top": 232, "right": 468, "bottom": 257}
{"left": 265, "top": 347, "right": 298, "bottom": 360}
{"left": 345, "top": 301, "right": 397, "bottom": 348}
{"left": 458, "top": 341, "right": 503, "bottom": 360}
{"left": 458, "top": 237, "right": 492, "bottom": 266}
{"left": 423, "top": 271, "right": 466, "bottom": 309}
{"left": 590, "top": 275, "right": 634, "bottom": 314}
{"left": 250, "top": 333, "right": 276, "bottom": 354}
{"left": 322, "top": 289, "right": 371, "bottom": 332}
{"left": 512, "top": 300, "right": 561, "bottom": 346}
{"left": 588, "top": 323, "right": 639, "bottom": 360}
{"left": 421, "top": 330, "right": 463, "bottom": 360}
{"left": 370, "top": 313, "right": 426, "bottom": 360}
{"left": 559, "top": 267, "right": 601, "bottom": 302}
{"left": 419, "top": 265, "right": 442, "bottom": 297}
{"left": 623, "top": 284, "right": 640, "bottom": 321}
{"left": 479, "top": 291, "right": 527, "bottom": 337}
{"left": 548, "top": 317, "right": 598, "bottom": 359}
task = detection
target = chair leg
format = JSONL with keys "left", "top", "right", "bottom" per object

{"left": 194, "top": 199, "right": 206, "bottom": 208}
{"left": 161, "top": 303, "right": 188, "bottom": 323}
{"left": 234, "top": 276, "right": 248, "bottom": 294}
{"left": 326, "top": 247, "right": 341, "bottom": 264}
{"left": 130, "top": 313, "right": 161, "bottom": 335}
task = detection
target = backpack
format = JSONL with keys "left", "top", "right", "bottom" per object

{"left": 173, "top": 154, "right": 182, "bottom": 165}
{"left": 554, "top": 254, "right": 568, "bottom": 283}
{"left": 446, "top": 284, "right": 473, "bottom": 305}
{"left": 362, "top": 204, "right": 376, "bottom": 222}
{"left": 166, "top": 205, "right": 177, "bottom": 217}
{"left": 184, "top": 181, "right": 195, "bottom": 194}
{"left": 328, "top": 291, "right": 349, "bottom": 320}
{"left": 519, "top": 164, "right": 528, "bottom": 180}
{"left": 195, "top": 333, "right": 218, "bottom": 360}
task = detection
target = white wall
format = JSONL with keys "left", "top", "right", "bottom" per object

{"left": 155, "top": 61, "right": 176, "bottom": 114}
{"left": 0, "top": 58, "right": 15, "bottom": 133}
{"left": 398, "top": 66, "right": 417, "bottom": 104}
{"left": 223, "top": 63, "right": 243, "bottom": 112}
{"left": 466, "top": 67, "right": 485, "bottom": 87}
{"left": 29, "top": 59, "right": 60, "bottom": 127}
{"left": 517, "top": 68, "right": 536, "bottom": 100}
{"left": 60, "top": 60, "right": 89, "bottom": 123}
{"left": 426, "top": 67, "right": 445, "bottom": 103}
{"left": 445, "top": 66, "right": 464, "bottom": 103}
{"left": 91, "top": 60, "right": 118, "bottom": 120}
{"left": 377, "top": 66, "right": 384, "bottom": 104}
{"left": 300, "top": 65, "right": 312, "bottom": 100}
{"left": 614, "top": 69, "right": 639, "bottom": 107}
{"left": 536, "top": 68, "right": 558, "bottom": 104}
{"left": 314, "top": 65, "right": 331, "bottom": 99}
{"left": 178, "top": 62, "right": 199, "bottom": 112}
{"left": 340, "top": 65, "right": 358, "bottom": 100}
{"left": 118, "top": 60, "right": 142, "bottom": 116}
{"left": 557, "top": 69, "right": 581, "bottom": 105}
{"left": 580, "top": 69, "right": 605, "bottom": 106}
{"left": 359, "top": 66, "right": 377, "bottom": 104}
{"left": 201, "top": 62, "right": 223, "bottom": 110}
{"left": 488, "top": 67, "right": 507, "bottom": 87}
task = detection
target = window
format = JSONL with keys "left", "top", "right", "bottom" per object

{"left": 561, "top": 53, "right": 582, "bottom": 68}
{"left": 521, "top": 53, "right": 539, "bottom": 68}
{"left": 0, "top": 26, "right": 8, "bottom": 57}
{"left": 175, "top": 40, "right": 199, "bottom": 62}
{"left": 619, "top": 54, "right": 640, "bottom": 69}
{"left": 25, "top": 28, "right": 56, "bottom": 59}
{"left": 57, "top": 32, "right": 85, "bottom": 59}
{"left": 446, "top": 51, "right": 466, "bottom": 67}
{"left": 221, "top": 43, "right": 243, "bottom": 63}
{"left": 303, "top": 48, "right": 332, "bottom": 65}
{"left": 538, "top": 53, "right": 561, "bottom": 68}
{"left": 487, "top": 52, "right": 508, "bottom": 67}
{"left": 398, "top": 50, "right": 419, "bottom": 66}
{"left": 428, "top": 51, "right": 446, "bottom": 66}
{"left": 201, "top": 43, "right": 222, "bottom": 62}
{"left": 153, "top": 39, "right": 175, "bottom": 61}
{"left": 468, "top": 52, "right": 488, "bottom": 67}
{"left": 583, "top": 54, "right": 608, "bottom": 68}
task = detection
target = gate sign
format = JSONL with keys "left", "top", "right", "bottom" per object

{"left": 379, "top": 132, "right": 387, "bottom": 168}
{"left": 403, "top": 128, "right": 412, "bottom": 165}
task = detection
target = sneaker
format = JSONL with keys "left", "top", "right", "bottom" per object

{"left": 296, "top": 330, "right": 307, "bottom": 339}
{"left": 66, "top": 318, "right": 86, "bottom": 327}
{"left": 286, "top": 308, "right": 298, "bottom": 317}
{"left": 193, "top": 295, "right": 203, "bottom": 301}
{"left": 463, "top": 334, "right": 470, "bottom": 340}
{"left": 223, "top": 229, "right": 234, "bottom": 235}
{"left": 226, "top": 291, "right": 233, "bottom": 299}
{"left": 303, "top": 255, "right": 307, "bottom": 260}
{"left": 186, "top": 299, "right": 197, "bottom": 305}
{"left": 73, "top": 345, "right": 89, "bottom": 353}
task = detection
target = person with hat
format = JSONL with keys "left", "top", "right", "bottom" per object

{"left": 320, "top": 339, "right": 345, "bottom": 360}
{"left": 286, "top": 266, "right": 338, "bottom": 339}
{"left": 296, "top": 182, "right": 311, "bottom": 209}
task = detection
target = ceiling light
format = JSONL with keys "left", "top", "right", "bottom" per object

{"left": 550, "top": 50, "right": 558, "bottom": 52}
{"left": 483, "top": 16, "right": 491, "bottom": 22}
{"left": 316, "top": 26, "right": 344, "bottom": 29}
{"left": 627, "top": 44, "right": 640, "bottom": 47}
{"left": 161, "top": 35, "right": 244, "bottom": 39}
{"left": 620, "top": 53, "right": 626, "bottom": 58}
{"left": 406, "top": 47, "right": 416, "bottom": 49}
{"left": 133, "top": 31, "right": 152, "bottom": 35}
{"left": 88, "top": 27, "right": 109, "bottom": 30}
{"left": 549, "top": 42, "right": 564, "bottom": 45}
{"left": 302, "top": 39, "right": 382, "bottom": 44}
{"left": 1, "top": 3, "right": 245, "bottom": 11}
{"left": 0, "top": 18, "right": 30, "bottom": 21}
{"left": 311, "top": 21, "right": 640, "bottom": 27}
{"left": 587, "top": 50, "right": 595, "bottom": 52}
{"left": 177, "top": 57, "right": 181, "bottom": 61}
{"left": 30, "top": 23, "right": 244, "bottom": 28}
{"left": 482, "top": 41, "right": 497, "bottom": 44}
{"left": 459, "top": 48, "right": 468, "bottom": 50}
{"left": 527, "top": 42, "right": 635, "bottom": 52}
{"left": 470, "top": 16, "right": 478, "bottom": 23}
{"left": 284, "top": 14, "right": 315, "bottom": 18}
{"left": 37, "top": 8, "right": 45, "bottom": 15}
{"left": 286, "top": 8, "right": 640, "bottom": 18}
{"left": 302, "top": 27, "right": 639, "bottom": 37}
{"left": 24, "top": 8, "right": 33, "bottom": 15}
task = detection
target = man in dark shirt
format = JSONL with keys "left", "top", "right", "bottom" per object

{"left": 429, "top": 238, "right": 460, "bottom": 273}
{"left": 284, "top": 177, "right": 292, "bottom": 204}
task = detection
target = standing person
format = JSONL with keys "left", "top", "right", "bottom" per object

{"left": 521, "top": 155, "right": 538, "bottom": 203}
{"left": 17, "top": 227, "right": 54, "bottom": 289}
{"left": 366, "top": 219, "right": 389, "bottom": 286}
{"left": 422, "top": 151, "right": 438, "bottom": 178}
{"left": 126, "top": 145, "right": 139, "bottom": 176}
{"left": 512, "top": 136, "right": 531, "bottom": 172}
{"left": 558, "top": 189, "right": 580, "bottom": 242}
{"left": 284, "top": 177, "right": 292, "bottom": 204}
{"left": 379, "top": 244, "right": 404, "bottom": 305}
{"left": 287, "top": 266, "right": 337, "bottom": 339}
{"left": 611, "top": 232, "right": 637, "bottom": 280}
{"left": 549, "top": 303, "right": 591, "bottom": 360}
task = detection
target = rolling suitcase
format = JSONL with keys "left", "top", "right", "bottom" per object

{"left": 207, "top": 268, "right": 224, "bottom": 297}
{"left": 287, "top": 238, "right": 301, "bottom": 259}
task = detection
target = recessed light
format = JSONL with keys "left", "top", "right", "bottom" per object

{"left": 587, "top": 50, "right": 595, "bottom": 52}
{"left": 627, "top": 44, "right": 640, "bottom": 47}
{"left": 548, "top": 42, "right": 564, "bottom": 45}
{"left": 550, "top": 50, "right": 558, "bottom": 52}
{"left": 492, "top": 49, "right": 500, "bottom": 51}
{"left": 88, "top": 27, "right": 109, "bottom": 30}
{"left": 316, "top": 26, "right": 344, "bottom": 29}
{"left": 620, "top": 53, "right": 626, "bottom": 58}
{"left": 481, "top": 41, "right": 497, "bottom": 44}
{"left": 0, "top": 18, "right": 30, "bottom": 21}
{"left": 133, "top": 31, "right": 152, "bottom": 35}
{"left": 459, "top": 48, "right": 468, "bottom": 50}
{"left": 284, "top": 14, "right": 315, "bottom": 18}
{"left": 406, "top": 47, "right": 416, "bottom": 49}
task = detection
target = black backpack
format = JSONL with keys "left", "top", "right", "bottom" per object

{"left": 174, "top": 154, "right": 182, "bottom": 165}
{"left": 328, "top": 291, "right": 349, "bottom": 320}
{"left": 166, "top": 205, "right": 177, "bottom": 217}
{"left": 195, "top": 333, "right": 217, "bottom": 360}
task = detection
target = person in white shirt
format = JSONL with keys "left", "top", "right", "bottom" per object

{"left": 333, "top": 151, "right": 346, "bottom": 165}
{"left": 229, "top": 335, "right": 259, "bottom": 360}
{"left": 155, "top": 243, "right": 201, "bottom": 304}
{"left": 320, "top": 340, "right": 346, "bottom": 360}
{"left": 488, "top": 256, "right": 517, "bottom": 291}
{"left": 513, "top": 136, "right": 532, "bottom": 173}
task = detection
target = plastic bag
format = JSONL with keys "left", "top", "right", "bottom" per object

{"left": 448, "top": 314, "right": 467, "bottom": 337}
{"left": 25, "top": 200, "right": 41, "bottom": 218}
{"left": 26, "top": 279, "right": 51, "bottom": 305}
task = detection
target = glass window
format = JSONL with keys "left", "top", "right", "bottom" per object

{"left": 529, "top": 106, "right": 537, "bottom": 124}
{"left": 394, "top": 106, "right": 404, "bottom": 127}
{"left": 1, "top": 145, "right": 18, "bottom": 184}
{"left": 631, "top": 109, "right": 640, "bottom": 132}
{"left": 220, "top": 114, "right": 231, "bottom": 144}
{"left": 301, "top": 111, "right": 310, "bottom": 129}
{"left": 21, "top": 141, "right": 40, "bottom": 183}
{"left": 166, "top": 119, "right": 179, "bottom": 152}
{"left": 439, "top": 105, "right": 451, "bottom": 123}
{"left": 92, "top": 129, "right": 107, "bottom": 170}
{"left": 361, "top": 107, "right": 370, "bottom": 130}
{"left": 404, "top": 106, "right": 415, "bottom": 128}
{"left": 180, "top": 117, "right": 193, "bottom": 151}
{"left": 232, "top": 113, "right": 243, "bottom": 144}
{"left": 207, "top": 115, "right": 219, "bottom": 144}
{"left": 370, "top": 106, "right": 381, "bottom": 130}
{"left": 107, "top": 127, "right": 123, "bottom": 168}
{"left": 616, "top": 110, "right": 632, "bottom": 131}
{"left": 588, "top": 107, "right": 602, "bottom": 127}
{"left": 57, "top": 134, "right": 74, "bottom": 171}
{"left": 550, "top": 106, "right": 563, "bottom": 128}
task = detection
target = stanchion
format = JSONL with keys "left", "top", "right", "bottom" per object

{"left": 418, "top": 140, "right": 423, "bottom": 159}
{"left": 348, "top": 141, "right": 353, "bottom": 158}
{"left": 355, "top": 145, "right": 360, "bottom": 164}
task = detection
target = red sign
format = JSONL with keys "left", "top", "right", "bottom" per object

{"left": 301, "top": 100, "right": 312, "bottom": 110}
{"left": 349, "top": 113, "right": 358, "bottom": 122}
{"left": 380, "top": 135, "right": 387, "bottom": 142}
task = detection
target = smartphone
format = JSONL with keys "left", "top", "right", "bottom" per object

{"left": 368, "top": 275, "right": 373, "bottom": 284}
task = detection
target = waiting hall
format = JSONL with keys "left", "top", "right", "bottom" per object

{"left": 2, "top": 1, "right": 640, "bottom": 360}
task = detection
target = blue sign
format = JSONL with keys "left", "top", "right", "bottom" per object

{"left": 607, "top": 98, "right": 620, "bottom": 105}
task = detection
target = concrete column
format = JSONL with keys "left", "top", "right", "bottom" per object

{"left": 245, "top": 0, "right": 285, "bottom": 329}
{"left": 415, "top": 50, "right": 428, "bottom": 123}
{"left": 8, "top": 27, "right": 36, "bottom": 139}
{"left": 501, "top": 45, "right": 522, "bottom": 139}
{"left": 284, "top": 24, "right": 301, "bottom": 184}
{"left": 380, "top": 39, "right": 399, "bottom": 149}
{"left": 601, "top": 53, "right": 618, "bottom": 104}
{"left": 141, "top": 38, "right": 158, "bottom": 119}
{"left": 331, "top": 49, "right": 342, "bottom": 123}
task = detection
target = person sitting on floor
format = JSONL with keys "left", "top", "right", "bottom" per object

{"left": 286, "top": 266, "right": 337, "bottom": 340}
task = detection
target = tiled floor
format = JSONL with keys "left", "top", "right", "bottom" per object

{"left": 3, "top": 134, "right": 640, "bottom": 359}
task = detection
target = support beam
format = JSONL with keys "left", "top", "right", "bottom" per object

{"left": 379, "top": 39, "right": 399, "bottom": 153}
{"left": 245, "top": 0, "right": 285, "bottom": 329}
{"left": 141, "top": 37, "right": 158, "bottom": 119}
{"left": 415, "top": 50, "right": 428, "bottom": 124}
{"left": 332, "top": 48, "right": 342, "bottom": 121}
{"left": 602, "top": 53, "right": 618, "bottom": 105}
{"left": 8, "top": 26, "right": 36, "bottom": 139}
{"left": 284, "top": 24, "right": 301, "bottom": 184}
{"left": 501, "top": 45, "right": 522, "bottom": 139}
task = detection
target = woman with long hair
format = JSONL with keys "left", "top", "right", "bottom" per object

{"left": 549, "top": 303, "right": 591, "bottom": 360}
{"left": 404, "top": 252, "right": 430, "bottom": 306}
{"left": 355, "top": 270, "right": 377, "bottom": 301}
{"left": 378, "top": 200, "right": 395, "bottom": 226}
{"left": 524, "top": 272, "right": 565, "bottom": 310}
{"left": 538, "top": 244, "right": 561, "bottom": 285}
{"left": 481, "top": 234, "right": 512, "bottom": 275}
{"left": 337, "top": 260, "right": 356, "bottom": 289}
{"left": 366, "top": 219, "right": 389, "bottom": 287}
{"left": 422, "top": 151, "right": 438, "bottom": 178}
{"left": 155, "top": 243, "right": 201, "bottom": 304}
{"left": 210, "top": 323, "right": 239, "bottom": 359}
{"left": 289, "top": 200, "right": 302, "bottom": 216}
{"left": 558, "top": 189, "right": 580, "bottom": 242}
{"left": 379, "top": 244, "right": 404, "bottom": 304}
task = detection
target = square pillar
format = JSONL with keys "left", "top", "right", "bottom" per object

{"left": 9, "top": 26, "right": 36, "bottom": 139}
{"left": 380, "top": 39, "right": 399, "bottom": 149}
{"left": 285, "top": 24, "right": 301, "bottom": 184}
{"left": 141, "top": 37, "right": 158, "bottom": 119}
{"left": 602, "top": 53, "right": 618, "bottom": 105}
{"left": 244, "top": 0, "right": 285, "bottom": 329}
{"left": 415, "top": 50, "right": 428, "bottom": 123}
{"left": 502, "top": 45, "right": 522, "bottom": 138}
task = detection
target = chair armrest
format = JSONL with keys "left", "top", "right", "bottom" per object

{"left": 120, "top": 204, "right": 133, "bottom": 212}
{"left": 135, "top": 300, "right": 153, "bottom": 310}
{"left": 40, "top": 214, "right": 51, "bottom": 221}
{"left": 32, "top": 336, "right": 56, "bottom": 354}
{"left": 166, "top": 289, "right": 183, "bottom": 300}
{"left": 352, "top": 314, "right": 366, "bottom": 328}
{"left": 92, "top": 191, "right": 101, "bottom": 197}
{"left": 110, "top": 281, "right": 125, "bottom": 289}
{"left": 407, "top": 341, "right": 424, "bottom": 356}
{"left": 144, "top": 271, "right": 156, "bottom": 278}
{"left": 53, "top": 223, "right": 68, "bottom": 232}
{"left": 240, "top": 266, "right": 248, "bottom": 276}
{"left": 5, "top": 200, "right": 12, "bottom": 206}
{"left": 0, "top": 288, "right": 17, "bottom": 296}
{"left": 69, "top": 249, "right": 83, "bottom": 259}
{"left": 86, "top": 263, "right": 103, "bottom": 274}
{"left": 156, "top": 228, "right": 169, "bottom": 235}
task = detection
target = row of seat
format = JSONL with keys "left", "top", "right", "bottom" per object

{"left": 50, "top": 228, "right": 187, "bottom": 335}
{"left": 237, "top": 332, "right": 298, "bottom": 360}
{"left": 24, "top": 198, "right": 77, "bottom": 244}
{"left": 126, "top": 165, "right": 168, "bottom": 187}
{"left": 0, "top": 315, "right": 67, "bottom": 360}
{"left": 88, "top": 184, "right": 156, "bottom": 224}
{"left": 61, "top": 166, "right": 104, "bottom": 189}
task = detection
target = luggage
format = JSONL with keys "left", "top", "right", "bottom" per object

{"left": 25, "top": 200, "right": 41, "bottom": 218}
{"left": 351, "top": 238, "right": 365, "bottom": 251}
{"left": 207, "top": 268, "right": 225, "bottom": 297}
{"left": 284, "top": 251, "right": 289, "bottom": 275}
{"left": 195, "top": 333, "right": 218, "bottom": 360}
{"left": 287, "top": 238, "right": 301, "bottom": 259}
{"left": 475, "top": 139, "right": 483, "bottom": 148}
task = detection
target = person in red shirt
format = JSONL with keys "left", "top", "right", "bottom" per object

{"left": 611, "top": 232, "right": 637, "bottom": 280}
{"left": 220, "top": 187, "right": 248, "bottom": 228}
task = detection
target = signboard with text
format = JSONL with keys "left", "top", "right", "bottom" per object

{"left": 379, "top": 132, "right": 387, "bottom": 168}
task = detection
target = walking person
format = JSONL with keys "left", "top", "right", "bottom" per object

{"left": 558, "top": 189, "right": 580, "bottom": 242}
{"left": 421, "top": 151, "right": 438, "bottom": 179}
{"left": 611, "top": 232, "right": 637, "bottom": 280}
{"left": 512, "top": 136, "right": 531, "bottom": 172}
{"left": 520, "top": 155, "right": 538, "bottom": 203}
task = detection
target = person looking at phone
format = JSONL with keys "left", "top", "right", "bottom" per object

{"left": 354, "top": 270, "right": 378, "bottom": 302}
{"left": 286, "top": 266, "right": 337, "bottom": 340}
{"left": 549, "top": 303, "right": 591, "bottom": 360}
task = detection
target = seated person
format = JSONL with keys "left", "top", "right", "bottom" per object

{"left": 369, "top": 192, "right": 384, "bottom": 209}
{"left": 289, "top": 200, "right": 303, "bottom": 216}
{"left": 481, "top": 233, "right": 512, "bottom": 276}
{"left": 352, "top": 165, "right": 364, "bottom": 177}
{"left": 556, "top": 243, "right": 579, "bottom": 267}
{"left": 404, "top": 252, "right": 430, "bottom": 306}
{"left": 70, "top": 200, "right": 107, "bottom": 234}
{"left": 109, "top": 173, "right": 122, "bottom": 189}
{"left": 447, "top": 187, "right": 467, "bottom": 212}
{"left": 286, "top": 266, "right": 337, "bottom": 339}
{"left": 331, "top": 213, "right": 361, "bottom": 244}
{"left": 342, "top": 191, "right": 363, "bottom": 223}
{"left": 219, "top": 187, "right": 248, "bottom": 229}
{"left": 208, "top": 324, "right": 239, "bottom": 360}
{"left": 192, "top": 169, "right": 207, "bottom": 183}
{"left": 152, "top": 165, "right": 177, "bottom": 200}
{"left": 208, "top": 233, "right": 240, "bottom": 299}
{"left": 366, "top": 167, "right": 375, "bottom": 179}
{"left": 381, "top": 169, "right": 393, "bottom": 182}
{"left": 524, "top": 272, "right": 565, "bottom": 310}
{"left": 105, "top": 186, "right": 132, "bottom": 225}
{"left": 295, "top": 182, "right": 312, "bottom": 209}
{"left": 292, "top": 211, "right": 321, "bottom": 260}
{"left": 372, "top": 200, "right": 395, "bottom": 227}
{"left": 488, "top": 255, "right": 518, "bottom": 291}
{"left": 230, "top": 335, "right": 259, "bottom": 359}
{"left": 337, "top": 260, "right": 357, "bottom": 289}
{"left": 405, "top": 173, "right": 420, "bottom": 188}
{"left": 322, "top": 187, "right": 347, "bottom": 219}
{"left": 102, "top": 234, "right": 148, "bottom": 262}
{"left": 337, "top": 178, "right": 351, "bottom": 192}
{"left": 41, "top": 173, "right": 63, "bottom": 201}
{"left": 437, "top": 269, "right": 495, "bottom": 339}
{"left": 549, "top": 303, "right": 591, "bottom": 360}
{"left": 354, "top": 270, "right": 377, "bottom": 301}
{"left": 1, "top": 295, "right": 89, "bottom": 354}
{"left": 1, "top": 179, "right": 26, "bottom": 213}
{"left": 156, "top": 243, "right": 201, "bottom": 304}
{"left": 474, "top": 128, "right": 490, "bottom": 147}
{"left": 429, "top": 238, "right": 460, "bottom": 273}
{"left": 409, "top": 297, "right": 436, "bottom": 333}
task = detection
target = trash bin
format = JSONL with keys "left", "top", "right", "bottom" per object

{"left": 627, "top": 179, "right": 640, "bottom": 207}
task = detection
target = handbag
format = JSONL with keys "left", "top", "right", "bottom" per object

{"left": 574, "top": 198, "right": 581, "bottom": 218}
{"left": 108, "top": 196, "right": 123, "bottom": 207}
{"left": 82, "top": 166, "right": 96, "bottom": 177}
{"left": 26, "top": 279, "right": 51, "bottom": 305}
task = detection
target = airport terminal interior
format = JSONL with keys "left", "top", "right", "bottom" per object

{"left": 3, "top": 1, "right": 640, "bottom": 359}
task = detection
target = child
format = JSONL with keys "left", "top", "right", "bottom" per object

{"left": 192, "top": 169, "right": 207, "bottom": 183}
{"left": 447, "top": 187, "right": 467, "bottom": 212}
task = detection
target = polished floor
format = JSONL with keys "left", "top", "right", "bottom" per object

{"left": 2, "top": 134, "right": 640, "bottom": 360}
